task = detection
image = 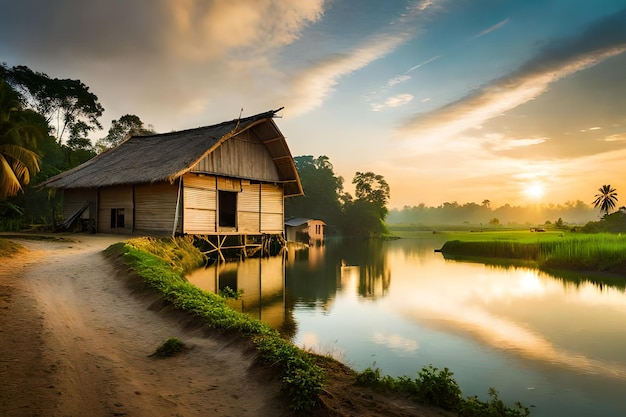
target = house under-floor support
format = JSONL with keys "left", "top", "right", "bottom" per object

{"left": 194, "top": 233, "right": 286, "bottom": 261}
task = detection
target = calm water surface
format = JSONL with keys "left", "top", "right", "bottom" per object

{"left": 187, "top": 234, "right": 626, "bottom": 417}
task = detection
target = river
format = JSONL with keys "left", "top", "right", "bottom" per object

{"left": 186, "top": 233, "right": 626, "bottom": 416}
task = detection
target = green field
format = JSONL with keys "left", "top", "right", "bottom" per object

{"left": 387, "top": 225, "right": 626, "bottom": 274}
{"left": 442, "top": 231, "right": 626, "bottom": 272}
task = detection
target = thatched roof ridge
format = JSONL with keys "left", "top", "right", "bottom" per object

{"left": 41, "top": 108, "right": 302, "bottom": 195}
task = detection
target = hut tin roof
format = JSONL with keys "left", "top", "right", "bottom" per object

{"left": 42, "top": 108, "right": 303, "bottom": 197}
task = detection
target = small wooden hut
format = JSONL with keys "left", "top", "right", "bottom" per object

{"left": 285, "top": 218, "right": 326, "bottom": 243}
{"left": 42, "top": 108, "right": 303, "bottom": 256}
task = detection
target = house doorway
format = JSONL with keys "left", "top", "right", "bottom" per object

{"left": 218, "top": 190, "right": 237, "bottom": 228}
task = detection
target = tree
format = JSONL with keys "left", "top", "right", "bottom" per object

{"left": 341, "top": 171, "right": 391, "bottom": 237}
{"left": 1, "top": 64, "right": 103, "bottom": 143}
{"left": 592, "top": 184, "right": 618, "bottom": 217}
{"left": 481, "top": 199, "right": 491, "bottom": 208}
{"left": 555, "top": 217, "right": 565, "bottom": 229}
{"left": 0, "top": 80, "right": 45, "bottom": 199}
{"left": 353, "top": 171, "right": 390, "bottom": 213}
{"left": 96, "top": 114, "right": 155, "bottom": 151}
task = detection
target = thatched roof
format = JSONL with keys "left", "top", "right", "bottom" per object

{"left": 42, "top": 108, "right": 303, "bottom": 197}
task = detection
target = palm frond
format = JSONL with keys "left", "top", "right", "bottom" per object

{"left": 0, "top": 154, "right": 23, "bottom": 199}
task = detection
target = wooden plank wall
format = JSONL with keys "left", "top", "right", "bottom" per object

{"left": 63, "top": 188, "right": 97, "bottom": 220}
{"left": 98, "top": 186, "right": 133, "bottom": 234}
{"left": 182, "top": 173, "right": 284, "bottom": 235}
{"left": 134, "top": 182, "right": 178, "bottom": 234}
{"left": 183, "top": 174, "right": 217, "bottom": 234}
{"left": 260, "top": 183, "right": 284, "bottom": 233}
{"left": 191, "top": 133, "right": 280, "bottom": 182}
{"left": 239, "top": 181, "right": 260, "bottom": 233}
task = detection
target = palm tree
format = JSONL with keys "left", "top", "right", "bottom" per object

{"left": 0, "top": 80, "right": 43, "bottom": 199}
{"left": 592, "top": 184, "right": 618, "bottom": 217}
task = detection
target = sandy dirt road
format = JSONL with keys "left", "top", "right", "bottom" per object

{"left": 0, "top": 234, "right": 291, "bottom": 417}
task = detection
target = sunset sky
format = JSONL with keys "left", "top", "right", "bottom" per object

{"left": 2, "top": 0, "right": 626, "bottom": 208}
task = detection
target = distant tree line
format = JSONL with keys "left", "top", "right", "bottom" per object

{"left": 284, "top": 155, "right": 390, "bottom": 237}
{"left": 0, "top": 63, "right": 152, "bottom": 230}
{"left": 387, "top": 200, "right": 597, "bottom": 227}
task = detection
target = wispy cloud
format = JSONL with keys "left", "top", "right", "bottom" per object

{"left": 371, "top": 94, "right": 414, "bottom": 111}
{"left": 364, "top": 54, "right": 441, "bottom": 110}
{"left": 405, "top": 55, "right": 442, "bottom": 74}
{"left": 0, "top": 0, "right": 327, "bottom": 128}
{"left": 486, "top": 135, "right": 547, "bottom": 152}
{"left": 282, "top": 34, "right": 410, "bottom": 115}
{"left": 282, "top": 0, "right": 444, "bottom": 116}
{"left": 388, "top": 75, "right": 411, "bottom": 87}
{"left": 165, "top": 0, "right": 326, "bottom": 60}
{"left": 399, "top": 8, "right": 626, "bottom": 141}
{"left": 603, "top": 133, "right": 626, "bottom": 142}
{"left": 467, "top": 18, "right": 509, "bottom": 42}
{"left": 367, "top": 16, "right": 505, "bottom": 108}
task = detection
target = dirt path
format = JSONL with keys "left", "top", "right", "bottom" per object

{"left": 0, "top": 234, "right": 291, "bottom": 417}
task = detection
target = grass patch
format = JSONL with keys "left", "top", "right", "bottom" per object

{"left": 0, "top": 238, "right": 22, "bottom": 257}
{"left": 356, "top": 366, "right": 530, "bottom": 417}
{"left": 105, "top": 237, "right": 323, "bottom": 413}
{"left": 151, "top": 336, "right": 186, "bottom": 358}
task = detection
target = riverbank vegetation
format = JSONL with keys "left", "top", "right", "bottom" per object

{"left": 105, "top": 236, "right": 324, "bottom": 413}
{"left": 356, "top": 366, "right": 530, "bottom": 417}
{"left": 437, "top": 229, "right": 626, "bottom": 274}
{"left": 107, "top": 236, "right": 531, "bottom": 415}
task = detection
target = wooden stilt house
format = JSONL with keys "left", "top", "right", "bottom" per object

{"left": 42, "top": 108, "right": 303, "bottom": 255}
{"left": 285, "top": 218, "right": 326, "bottom": 243}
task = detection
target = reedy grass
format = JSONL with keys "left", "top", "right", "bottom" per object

{"left": 440, "top": 232, "right": 626, "bottom": 272}
{"left": 105, "top": 237, "right": 323, "bottom": 413}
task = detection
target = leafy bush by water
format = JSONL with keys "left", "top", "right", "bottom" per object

{"left": 356, "top": 366, "right": 530, "bottom": 416}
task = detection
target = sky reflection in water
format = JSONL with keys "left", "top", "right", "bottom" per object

{"left": 188, "top": 236, "right": 626, "bottom": 416}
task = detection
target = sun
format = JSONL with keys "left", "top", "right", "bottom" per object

{"left": 524, "top": 183, "right": 545, "bottom": 200}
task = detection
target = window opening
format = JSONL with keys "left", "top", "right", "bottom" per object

{"left": 110, "top": 208, "right": 125, "bottom": 228}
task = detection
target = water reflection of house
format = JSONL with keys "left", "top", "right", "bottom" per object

{"left": 186, "top": 256, "right": 287, "bottom": 329}
{"left": 285, "top": 218, "right": 326, "bottom": 243}
{"left": 42, "top": 109, "right": 303, "bottom": 257}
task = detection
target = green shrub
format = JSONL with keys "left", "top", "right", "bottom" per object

{"left": 151, "top": 336, "right": 186, "bottom": 357}
{"left": 460, "top": 388, "right": 530, "bottom": 417}
{"left": 415, "top": 365, "right": 462, "bottom": 409}
{"left": 356, "top": 366, "right": 529, "bottom": 415}
{"left": 219, "top": 286, "right": 243, "bottom": 299}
